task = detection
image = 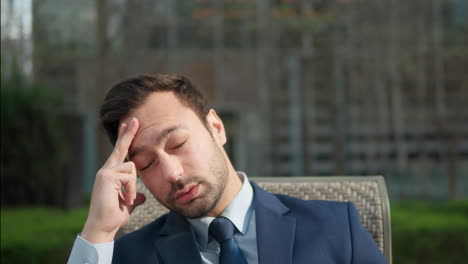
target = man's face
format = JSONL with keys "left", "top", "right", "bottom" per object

{"left": 122, "top": 91, "right": 229, "bottom": 219}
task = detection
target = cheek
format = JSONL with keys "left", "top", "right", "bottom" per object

{"left": 141, "top": 174, "right": 169, "bottom": 199}
{"left": 183, "top": 140, "right": 214, "bottom": 170}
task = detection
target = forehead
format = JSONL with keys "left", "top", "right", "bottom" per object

{"left": 123, "top": 92, "right": 202, "bottom": 156}
{"left": 121, "top": 91, "right": 195, "bottom": 126}
{"left": 120, "top": 92, "right": 203, "bottom": 147}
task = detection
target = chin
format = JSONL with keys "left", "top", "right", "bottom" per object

{"left": 174, "top": 199, "right": 217, "bottom": 219}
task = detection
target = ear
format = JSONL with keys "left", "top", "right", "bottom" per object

{"left": 206, "top": 109, "right": 226, "bottom": 145}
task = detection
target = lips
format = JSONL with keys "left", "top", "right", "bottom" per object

{"left": 174, "top": 184, "right": 200, "bottom": 204}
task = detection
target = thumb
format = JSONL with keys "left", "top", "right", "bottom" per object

{"left": 128, "top": 192, "right": 146, "bottom": 213}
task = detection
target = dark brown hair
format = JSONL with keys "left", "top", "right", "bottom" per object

{"left": 100, "top": 73, "right": 209, "bottom": 145}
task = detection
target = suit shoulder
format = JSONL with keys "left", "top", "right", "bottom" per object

{"left": 274, "top": 193, "right": 350, "bottom": 208}
{"left": 115, "top": 213, "right": 169, "bottom": 248}
{"left": 274, "top": 194, "right": 353, "bottom": 218}
{"left": 113, "top": 213, "right": 171, "bottom": 263}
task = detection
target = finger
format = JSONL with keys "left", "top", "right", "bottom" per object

{"left": 128, "top": 193, "right": 146, "bottom": 214}
{"left": 110, "top": 170, "right": 137, "bottom": 205}
{"left": 117, "top": 170, "right": 137, "bottom": 206}
{"left": 110, "top": 118, "right": 137, "bottom": 165}
{"left": 110, "top": 123, "right": 128, "bottom": 168}
{"left": 118, "top": 123, "right": 128, "bottom": 139}
{"left": 103, "top": 123, "right": 128, "bottom": 168}
{"left": 114, "top": 162, "right": 136, "bottom": 175}
{"left": 106, "top": 118, "right": 139, "bottom": 167}
{"left": 124, "top": 180, "right": 136, "bottom": 206}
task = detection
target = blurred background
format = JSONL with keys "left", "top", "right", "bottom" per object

{"left": 1, "top": 0, "right": 467, "bottom": 263}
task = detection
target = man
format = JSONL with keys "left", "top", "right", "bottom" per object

{"left": 68, "top": 73, "right": 387, "bottom": 264}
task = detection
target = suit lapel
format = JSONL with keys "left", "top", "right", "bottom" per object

{"left": 252, "top": 182, "right": 296, "bottom": 264}
{"left": 154, "top": 212, "right": 203, "bottom": 264}
{"left": 151, "top": 183, "right": 296, "bottom": 264}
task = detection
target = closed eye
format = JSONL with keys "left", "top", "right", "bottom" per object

{"left": 171, "top": 140, "right": 187, "bottom": 150}
{"left": 140, "top": 160, "right": 154, "bottom": 171}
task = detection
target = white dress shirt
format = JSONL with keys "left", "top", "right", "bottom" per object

{"left": 188, "top": 172, "right": 258, "bottom": 264}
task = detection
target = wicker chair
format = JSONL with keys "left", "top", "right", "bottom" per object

{"left": 118, "top": 176, "right": 392, "bottom": 264}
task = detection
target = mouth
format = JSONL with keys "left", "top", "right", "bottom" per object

{"left": 174, "top": 184, "right": 200, "bottom": 204}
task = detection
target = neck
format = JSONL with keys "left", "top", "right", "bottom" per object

{"left": 207, "top": 161, "right": 242, "bottom": 217}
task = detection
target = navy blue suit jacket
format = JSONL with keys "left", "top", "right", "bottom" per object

{"left": 113, "top": 182, "right": 387, "bottom": 264}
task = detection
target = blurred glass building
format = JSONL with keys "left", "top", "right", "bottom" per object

{"left": 4, "top": 0, "right": 467, "bottom": 200}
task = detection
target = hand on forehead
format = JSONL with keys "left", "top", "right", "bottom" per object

{"left": 105, "top": 117, "right": 140, "bottom": 167}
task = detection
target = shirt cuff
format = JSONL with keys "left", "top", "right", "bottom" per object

{"left": 67, "top": 234, "right": 114, "bottom": 264}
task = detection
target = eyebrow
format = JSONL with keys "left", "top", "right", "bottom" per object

{"left": 128, "top": 124, "right": 186, "bottom": 159}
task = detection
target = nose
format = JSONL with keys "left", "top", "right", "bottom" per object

{"left": 159, "top": 154, "right": 183, "bottom": 182}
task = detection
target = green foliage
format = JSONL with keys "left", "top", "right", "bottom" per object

{"left": 1, "top": 75, "right": 69, "bottom": 206}
{"left": 391, "top": 201, "right": 468, "bottom": 264}
{"left": 1, "top": 202, "right": 467, "bottom": 263}
{"left": 1, "top": 207, "right": 88, "bottom": 264}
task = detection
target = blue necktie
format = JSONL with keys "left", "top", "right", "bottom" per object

{"left": 209, "top": 217, "right": 248, "bottom": 264}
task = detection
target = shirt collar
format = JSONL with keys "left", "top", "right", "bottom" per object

{"left": 187, "top": 171, "right": 254, "bottom": 249}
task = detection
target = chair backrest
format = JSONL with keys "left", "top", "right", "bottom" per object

{"left": 119, "top": 176, "right": 392, "bottom": 264}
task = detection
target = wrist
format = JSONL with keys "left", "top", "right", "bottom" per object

{"left": 81, "top": 222, "right": 118, "bottom": 244}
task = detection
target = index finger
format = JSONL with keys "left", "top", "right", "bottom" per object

{"left": 105, "top": 117, "right": 139, "bottom": 167}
